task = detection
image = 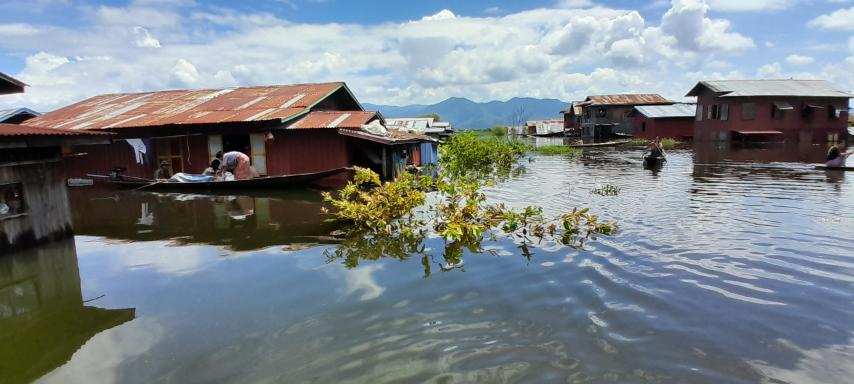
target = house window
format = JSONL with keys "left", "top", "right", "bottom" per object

{"left": 708, "top": 104, "right": 723, "bottom": 120}
{"left": 155, "top": 138, "right": 184, "bottom": 175}
{"left": 828, "top": 105, "right": 840, "bottom": 120}
{"left": 721, "top": 103, "right": 729, "bottom": 121}
{"left": 596, "top": 107, "right": 606, "bottom": 118}
{"left": 771, "top": 101, "right": 792, "bottom": 120}
{"left": 0, "top": 183, "right": 26, "bottom": 218}
{"left": 696, "top": 104, "right": 703, "bottom": 121}
{"left": 741, "top": 102, "right": 756, "bottom": 120}
{"left": 641, "top": 122, "right": 646, "bottom": 132}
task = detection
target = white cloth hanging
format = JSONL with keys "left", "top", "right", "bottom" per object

{"left": 125, "top": 139, "right": 147, "bottom": 164}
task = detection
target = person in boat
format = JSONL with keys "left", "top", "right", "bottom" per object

{"left": 647, "top": 137, "right": 665, "bottom": 159}
{"left": 825, "top": 145, "right": 852, "bottom": 167}
{"left": 154, "top": 160, "right": 171, "bottom": 180}
{"left": 222, "top": 151, "right": 259, "bottom": 180}
{"left": 203, "top": 153, "right": 223, "bottom": 177}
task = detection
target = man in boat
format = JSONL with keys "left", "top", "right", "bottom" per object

{"left": 154, "top": 160, "right": 172, "bottom": 180}
{"left": 825, "top": 145, "right": 852, "bottom": 168}
{"left": 647, "top": 137, "right": 665, "bottom": 159}
{"left": 222, "top": 151, "right": 259, "bottom": 180}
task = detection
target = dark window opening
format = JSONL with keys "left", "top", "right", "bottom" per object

{"left": 641, "top": 122, "right": 646, "bottom": 132}
{"left": 0, "top": 183, "right": 26, "bottom": 218}
{"left": 828, "top": 105, "right": 840, "bottom": 120}
{"left": 222, "top": 134, "right": 251, "bottom": 155}
{"left": 0, "top": 146, "right": 60, "bottom": 165}
{"left": 155, "top": 138, "right": 185, "bottom": 175}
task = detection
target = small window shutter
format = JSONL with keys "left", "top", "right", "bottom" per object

{"left": 696, "top": 104, "right": 703, "bottom": 121}
{"left": 208, "top": 135, "right": 222, "bottom": 163}
{"left": 249, "top": 133, "right": 267, "bottom": 175}
{"left": 707, "top": 104, "right": 714, "bottom": 120}
{"left": 721, "top": 104, "right": 729, "bottom": 121}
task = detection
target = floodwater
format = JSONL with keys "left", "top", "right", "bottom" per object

{"left": 2, "top": 143, "right": 853, "bottom": 384}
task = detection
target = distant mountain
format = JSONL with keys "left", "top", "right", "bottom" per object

{"left": 363, "top": 97, "right": 567, "bottom": 129}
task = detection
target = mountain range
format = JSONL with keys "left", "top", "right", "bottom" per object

{"left": 363, "top": 97, "right": 567, "bottom": 129}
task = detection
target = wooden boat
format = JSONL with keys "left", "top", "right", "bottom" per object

{"left": 814, "top": 164, "right": 854, "bottom": 171}
{"left": 568, "top": 140, "right": 629, "bottom": 148}
{"left": 108, "top": 167, "right": 351, "bottom": 191}
{"left": 643, "top": 156, "right": 666, "bottom": 168}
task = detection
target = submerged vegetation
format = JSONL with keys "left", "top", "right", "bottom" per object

{"left": 592, "top": 184, "right": 621, "bottom": 196}
{"left": 490, "top": 125, "right": 509, "bottom": 137}
{"left": 533, "top": 145, "right": 582, "bottom": 157}
{"left": 322, "top": 131, "right": 617, "bottom": 274}
{"left": 628, "top": 137, "right": 683, "bottom": 149}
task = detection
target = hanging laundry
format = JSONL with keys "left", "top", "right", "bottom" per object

{"left": 125, "top": 139, "right": 148, "bottom": 164}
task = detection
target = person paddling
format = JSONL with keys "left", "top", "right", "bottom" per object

{"left": 825, "top": 145, "right": 852, "bottom": 168}
{"left": 648, "top": 137, "right": 665, "bottom": 159}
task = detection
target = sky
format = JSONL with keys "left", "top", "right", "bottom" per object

{"left": 0, "top": 0, "right": 852, "bottom": 112}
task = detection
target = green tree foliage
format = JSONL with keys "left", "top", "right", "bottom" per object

{"left": 490, "top": 125, "right": 508, "bottom": 137}
{"left": 439, "top": 131, "right": 530, "bottom": 180}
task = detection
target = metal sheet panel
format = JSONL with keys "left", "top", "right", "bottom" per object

{"left": 585, "top": 94, "right": 671, "bottom": 106}
{"left": 634, "top": 103, "right": 697, "bottom": 119}
{"left": 688, "top": 80, "right": 853, "bottom": 98}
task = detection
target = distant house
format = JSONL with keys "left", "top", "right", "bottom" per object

{"left": 577, "top": 94, "right": 672, "bottom": 140}
{"left": 1, "top": 72, "right": 109, "bottom": 251}
{"left": 629, "top": 103, "right": 696, "bottom": 140}
{"left": 560, "top": 102, "right": 583, "bottom": 137}
{"left": 22, "top": 82, "right": 433, "bottom": 182}
{"left": 385, "top": 117, "right": 454, "bottom": 139}
{"left": 686, "top": 79, "right": 852, "bottom": 143}
{"left": 0, "top": 107, "right": 40, "bottom": 124}
{"left": 524, "top": 119, "right": 564, "bottom": 136}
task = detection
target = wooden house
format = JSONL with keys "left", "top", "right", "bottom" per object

{"left": 629, "top": 103, "right": 696, "bottom": 140}
{"left": 577, "top": 94, "right": 672, "bottom": 141}
{"left": 686, "top": 79, "right": 852, "bottom": 143}
{"left": 21, "top": 82, "right": 433, "bottom": 182}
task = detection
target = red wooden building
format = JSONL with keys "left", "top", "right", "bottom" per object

{"left": 22, "top": 82, "right": 433, "bottom": 182}
{"left": 687, "top": 80, "right": 852, "bottom": 143}
{"left": 629, "top": 103, "right": 696, "bottom": 140}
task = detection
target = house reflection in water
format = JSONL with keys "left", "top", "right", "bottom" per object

{"left": 69, "top": 189, "right": 342, "bottom": 251}
{"left": 0, "top": 239, "right": 135, "bottom": 384}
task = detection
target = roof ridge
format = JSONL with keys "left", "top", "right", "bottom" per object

{"left": 92, "top": 81, "right": 346, "bottom": 98}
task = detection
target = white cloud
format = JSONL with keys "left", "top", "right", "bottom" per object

{"left": 757, "top": 62, "right": 782, "bottom": 77}
{"left": 661, "top": 0, "right": 755, "bottom": 52}
{"left": 0, "top": 22, "right": 40, "bottom": 36}
{"left": 556, "top": 0, "right": 595, "bottom": 8}
{"left": 133, "top": 26, "right": 161, "bottom": 48}
{"left": 808, "top": 7, "right": 854, "bottom": 30}
{"left": 708, "top": 0, "right": 795, "bottom": 11}
{"left": 421, "top": 9, "right": 456, "bottom": 21}
{"left": 785, "top": 54, "right": 814, "bottom": 66}
{"left": 171, "top": 59, "right": 200, "bottom": 85}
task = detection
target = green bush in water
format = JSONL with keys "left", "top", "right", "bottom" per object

{"left": 440, "top": 131, "right": 530, "bottom": 180}
{"left": 533, "top": 145, "right": 582, "bottom": 156}
{"left": 628, "top": 137, "right": 683, "bottom": 149}
{"left": 490, "top": 125, "right": 509, "bottom": 137}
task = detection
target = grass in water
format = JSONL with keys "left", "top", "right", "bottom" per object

{"left": 533, "top": 145, "right": 582, "bottom": 156}
{"left": 628, "top": 137, "right": 683, "bottom": 149}
{"left": 592, "top": 184, "right": 621, "bottom": 196}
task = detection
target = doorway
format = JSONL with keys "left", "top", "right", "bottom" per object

{"left": 223, "top": 134, "right": 251, "bottom": 155}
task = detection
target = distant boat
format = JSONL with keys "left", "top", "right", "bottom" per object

{"left": 815, "top": 164, "right": 854, "bottom": 171}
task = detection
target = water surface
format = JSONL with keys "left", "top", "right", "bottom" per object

{"left": 2, "top": 143, "right": 852, "bottom": 383}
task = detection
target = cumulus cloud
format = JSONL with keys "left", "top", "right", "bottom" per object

{"left": 808, "top": 7, "right": 854, "bottom": 30}
{"left": 757, "top": 62, "right": 782, "bottom": 77}
{"left": 0, "top": 0, "right": 847, "bottom": 113}
{"left": 785, "top": 54, "right": 814, "bottom": 66}
{"left": 556, "top": 0, "right": 596, "bottom": 8}
{"left": 0, "top": 23, "right": 40, "bottom": 36}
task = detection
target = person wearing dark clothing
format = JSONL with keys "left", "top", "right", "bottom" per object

{"left": 154, "top": 160, "right": 172, "bottom": 180}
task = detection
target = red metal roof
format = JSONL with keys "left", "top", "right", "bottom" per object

{"left": 582, "top": 94, "right": 671, "bottom": 106}
{"left": 0, "top": 123, "right": 111, "bottom": 137}
{"left": 338, "top": 128, "right": 432, "bottom": 145}
{"left": 24, "top": 82, "right": 350, "bottom": 131}
{"left": 289, "top": 111, "right": 379, "bottom": 130}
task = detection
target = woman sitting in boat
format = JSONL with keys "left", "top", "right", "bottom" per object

{"left": 647, "top": 137, "right": 665, "bottom": 159}
{"left": 203, "top": 153, "right": 223, "bottom": 177}
{"left": 825, "top": 146, "right": 852, "bottom": 168}
{"left": 222, "top": 151, "right": 259, "bottom": 180}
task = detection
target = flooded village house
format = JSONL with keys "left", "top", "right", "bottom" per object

{"left": 1, "top": 73, "right": 109, "bottom": 251}
{"left": 575, "top": 94, "right": 672, "bottom": 140}
{"left": 21, "top": 82, "right": 435, "bottom": 182}
{"left": 687, "top": 79, "right": 852, "bottom": 143}
{"left": 629, "top": 103, "right": 696, "bottom": 140}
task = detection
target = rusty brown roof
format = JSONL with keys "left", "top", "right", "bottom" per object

{"left": 338, "top": 128, "right": 432, "bottom": 145}
{"left": 582, "top": 94, "right": 671, "bottom": 106}
{"left": 0, "top": 123, "right": 111, "bottom": 137}
{"left": 288, "top": 111, "right": 379, "bottom": 130}
{"left": 24, "top": 82, "right": 352, "bottom": 131}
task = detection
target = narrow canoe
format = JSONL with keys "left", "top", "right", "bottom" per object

{"left": 643, "top": 156, "right": 666, "bottom": 168}
{"left": 568, "top": 140, "right": 629, "bottom": 148}
{"left": 814, "top": 164, "right": 854, "bottom": 171}
{"left": 111, "top": 167, "right": 351, "bottom": 191}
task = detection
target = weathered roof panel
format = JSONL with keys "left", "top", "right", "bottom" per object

{"left": 583, "top": 94, "right": 671, "bottom": 106}
{"left": 633, "top": 103, "right": 696, "bottom": 119}
{"left": 0, "top": 72, "right": 26, "bottom": 94}
{"left": 0, "top": 123, "right": 111, "bottom": 137}
{"left": 289, "top": 111, "right": 380, "bottom": 129}
{"left": 24, "top": 82, "right": 348, "bottom": 131}
{"left": 0, "top": 107, "right": 40, "bottom": 123}
{"left": 686, "top": 79, "right": 853, "bottom": 98}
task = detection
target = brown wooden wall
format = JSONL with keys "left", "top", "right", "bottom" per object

{"left": 265, "top": 130, "right": 352, "bottom": 175}
{"left": 1, "top": 161, "right": 72, "bottom": 251}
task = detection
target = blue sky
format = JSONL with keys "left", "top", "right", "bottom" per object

{"left": 0, "top": 0, "right": 852, "bottom": 111}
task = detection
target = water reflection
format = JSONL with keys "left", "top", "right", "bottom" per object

{"left": 0, "top": 240, "right": 135, "bottom": 384}
{"left": 69, "top": 189, "right": 341, "bottom": 251}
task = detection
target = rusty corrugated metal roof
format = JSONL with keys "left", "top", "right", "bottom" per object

{"left": 686, "top": 79, "right": 853, "bottom": 98}
{"left": 583, "top": 94, "right": 671, "bottom": 106}
{"left": 24, "top": 82, "right": 350, "bottom": 131}
{"left": 338, "top": 128, "right": 432, "bottom": 145}
{"left": 0, "top": 123, "right": 111, "bottom": 137}
{"left": 288, "top": 111, "right": 379, "bottom": 129}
